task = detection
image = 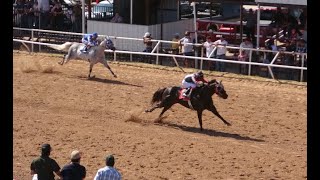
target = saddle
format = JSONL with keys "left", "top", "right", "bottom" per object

{"left": 178, "top": 88, "right": 191, "bottom": 101}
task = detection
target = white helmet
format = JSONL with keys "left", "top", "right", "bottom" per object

{"left": 144, "top": 32, "right": 151, "bottom": 37}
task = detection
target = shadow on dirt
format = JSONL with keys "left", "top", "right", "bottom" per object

{"left": 78, "top": 76, "right": 144, "bottom": 88}
{"left": 156, "top": 121, "right": 265, "bottom": 142}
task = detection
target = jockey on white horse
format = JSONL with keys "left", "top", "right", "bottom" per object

{"left": 80, "top": 32, "right": 99, "bottom": 53}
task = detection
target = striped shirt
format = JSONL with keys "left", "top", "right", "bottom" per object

{"left": 94, "top": 166, "right": 122, "bottom": 180}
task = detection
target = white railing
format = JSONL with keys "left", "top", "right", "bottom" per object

{"left": 13, "top": 28, "right": 307, "bottom": 82}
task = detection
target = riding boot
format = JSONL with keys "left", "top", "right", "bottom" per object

{"left": 183, "top": 88, "right": 192, "bottom": 98}
{"left": 81, "top": 45, "right": 90, "bottom": 53}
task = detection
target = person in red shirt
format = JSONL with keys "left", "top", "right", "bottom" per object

{"left": 181, "top": 71, "right": 208, "bottom": 98}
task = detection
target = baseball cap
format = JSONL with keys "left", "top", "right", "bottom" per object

{"left": 70, "top": 150, "right": 81, "bottom": 160}
{"left": 41, "top": 144, "right": 51, "bottom": 152}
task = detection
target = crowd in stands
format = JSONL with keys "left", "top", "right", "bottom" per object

{"left": 13, "top": 0, "right": 82, "bottom": 32}
{"left": 30, "top": 143, "right": 122, "bottom": 180}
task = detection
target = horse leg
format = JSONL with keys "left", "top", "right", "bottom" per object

{"left": 58, "top": 54, "right": 66, "bottom": 65}
{"left": 101, "top": 60, "right": 117, "bottom": 78}
{"left": 159, "top": 104, "right": 173, "bottom": 117}
{"left": 197, "top": 110, "right": 204, "bottom": 131}
{"left": 88, "top": 63, "right": 94, "bottom": 79}
{"left": 208, "top": 105, "right": 231, "bottom": 126}
{"left": 145, "top": 103, "right": 161, "bottom": 113}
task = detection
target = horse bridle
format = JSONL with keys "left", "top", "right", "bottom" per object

{"left": 214, "top": 82, "right": 224, "bottom": 96}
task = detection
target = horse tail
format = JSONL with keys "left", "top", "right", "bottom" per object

{"left": 47, "top": 42, "right": 74, "bottom": 52}
{"left": 151, "top": 87, "right": 166, "bottom": 104}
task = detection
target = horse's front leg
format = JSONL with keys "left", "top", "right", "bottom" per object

{"left": 197, "top": 110, "right": 204, "bottom": 131}
{"left": 88, "top": 63, "right": 94, "bottom": 79}
{"left": 101, "top": 60, "right": 117, "bottom": 78}
{"left": 208, "top": 105, "right": 231, "bottom": 126}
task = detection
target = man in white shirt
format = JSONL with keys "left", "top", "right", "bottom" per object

{"left": 203, "top": 36, "right": 215, "bottom": 58}
{"left": 238, "top": 38, "right": 253, "bottom": 74}
{"left": 179, "top": 31, "right": 194, "bottom": 67}
{"left": 202, "top": 36, "right": 215, "bottom": 70}
{"left": 213, "top": 35, "right": 228, "bottom": 72}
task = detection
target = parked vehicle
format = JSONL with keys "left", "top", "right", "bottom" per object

{"left": 85, "top": 0, "right": 113, "bottom": 19}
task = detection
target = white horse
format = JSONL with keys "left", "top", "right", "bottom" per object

{"left": 47, "top": 36, "right": 117, "bottom": 78}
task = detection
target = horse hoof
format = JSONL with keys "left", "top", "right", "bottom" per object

{"left": 58, "top": 62, "right": 63, "bottom": 65}
{"left": 88, "top": 75, "right": 95, "bottom": 79}
{"left": 113, "top": 75, "right": 117, "bottom": 78}
{"left": 226, "top": 123, "right": 232, "bottom": 126}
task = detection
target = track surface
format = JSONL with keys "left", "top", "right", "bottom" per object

{"left": 13, "top": 52, "right": 307, "bottom": 180}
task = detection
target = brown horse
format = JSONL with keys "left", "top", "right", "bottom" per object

{"left": 145, "top": 80, "right": 231, "bottom": 131}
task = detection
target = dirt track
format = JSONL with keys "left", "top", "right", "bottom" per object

{"left": 13, "top": 52, "right": 307, "bottom": 180}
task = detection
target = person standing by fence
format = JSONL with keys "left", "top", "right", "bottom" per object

{"left": 61, "top": 150, "right": 86, "bottom": 180}
{"left": 179, "top": 31, "right": 194, "bottom": 68}
{"left": 213, "top": 35, "right": 228, "bottom": 72}
{"left": 202, "top": 36, "right": 215, "bottom": 70}
{"left": 244, "top": 8, "right": 257, "bottom": 43}
{"left": 94, "top": 154, "right": 122, "bottom": 180}
{"left": 30, "top": 144, "right": 62, "bottom": 180}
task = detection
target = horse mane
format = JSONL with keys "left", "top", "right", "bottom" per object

{"left": 208, "top": 79, "right": 217, "bottom": 85}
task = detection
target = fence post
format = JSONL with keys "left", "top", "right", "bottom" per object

{"left": 31, "top": 30, "right": 34, "bottom": 53}
{"left": 200, "top": 46, "right": 204, "bottom": 70}
{"left": 248, "top": 49, "right": 252, "bottom": 76}
{"left": 156, "top": 45, "right": 159, "bottom": 65}
{"left": 300, "top": 54, "right": 305, "bottom": 82}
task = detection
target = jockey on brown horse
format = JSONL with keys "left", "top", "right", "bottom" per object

{"left": 181, "top": 71, "right": 208, "bottom": 99}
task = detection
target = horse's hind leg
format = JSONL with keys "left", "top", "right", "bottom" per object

{"left": 58, "top": 54, "right": 66, "bottom": 65}
{"left": 101, "top": 60, "right": 117, "bottom": 78}
{"left": 145, "top": 103, "right": 160, "bottom": 113}
{"left": 59, "top": 54, "right": 71, "bottom": 65}
{"left": 145, "top": 95, "right": 172, "bottom": 113}
{"left": 208, "top": 105, "right": 231, "bottom": 126}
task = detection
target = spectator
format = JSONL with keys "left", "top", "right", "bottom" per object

{"left": 179, "top": 31, "right": 194, "bottom": 67}
{"left": 110, "top": 12, "right": 123, "bottom": 23}
{"left": 72, "top": 4, "right": 82, "bottom": 32}
{"left": 238, "top": 38, "right": 253, "bottom": 74}
{"left": 30, "top": 143, "right": 62, "bottom": 180}
{"left": 30, "top": 0, "right": 40, "bottom": 28}
{"left": 270, "top": 7, "right": 284, "bottom": 30}
{"left": 265, "top": 39, "right": 278, "bottom": 64}
{"left": 295, "top": 38, "right": 307, "bottom": 54}
{"left": 301, "top": 19, "right": 307, "bottom": 42}
{"left": 202, "top": 36, "right": 215, "bottom": 70}
{"left": 94, "top": 154, "right": 122, "bottom": 180}
{"left": 171, "top": 33, "right": 180, "bottom": 54}
{"left": 61, "top": 150, "right": 86, "bottom": 180}
{"left": 203, "top": 36, "right": 215, "bottom": 58}
{"left": 244, "top": 8, "right": 257, "bottom": 42}
{"left": 50, "top": 0, "right": 64, "bottom": 30}
{"left": 213, "top": 35, "right": 228, "bottom": 72}
{"left": 38, "top": 0, "right": 50, "bottom": 29}
{"left": 143, "top": 32, "right": 153, "bottom": 53}
{"left": 283, "top": 39, "right": 296, "bottom": 80}
{"left": 288, "top": 27, "right": 302, "bottom": 41}
{"left": 142, "top": 32, "right": 153, "bottom": 63}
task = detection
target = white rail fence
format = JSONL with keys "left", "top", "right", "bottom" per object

{"left": 13, "top": 28, "right": 307, "bottom": 82}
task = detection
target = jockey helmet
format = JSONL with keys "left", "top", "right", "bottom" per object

{"left": 92, "top": 32, "right": 98, "bottom": 38}
{"left": 195, "top": 71, "right": 204, "bottom": 78}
